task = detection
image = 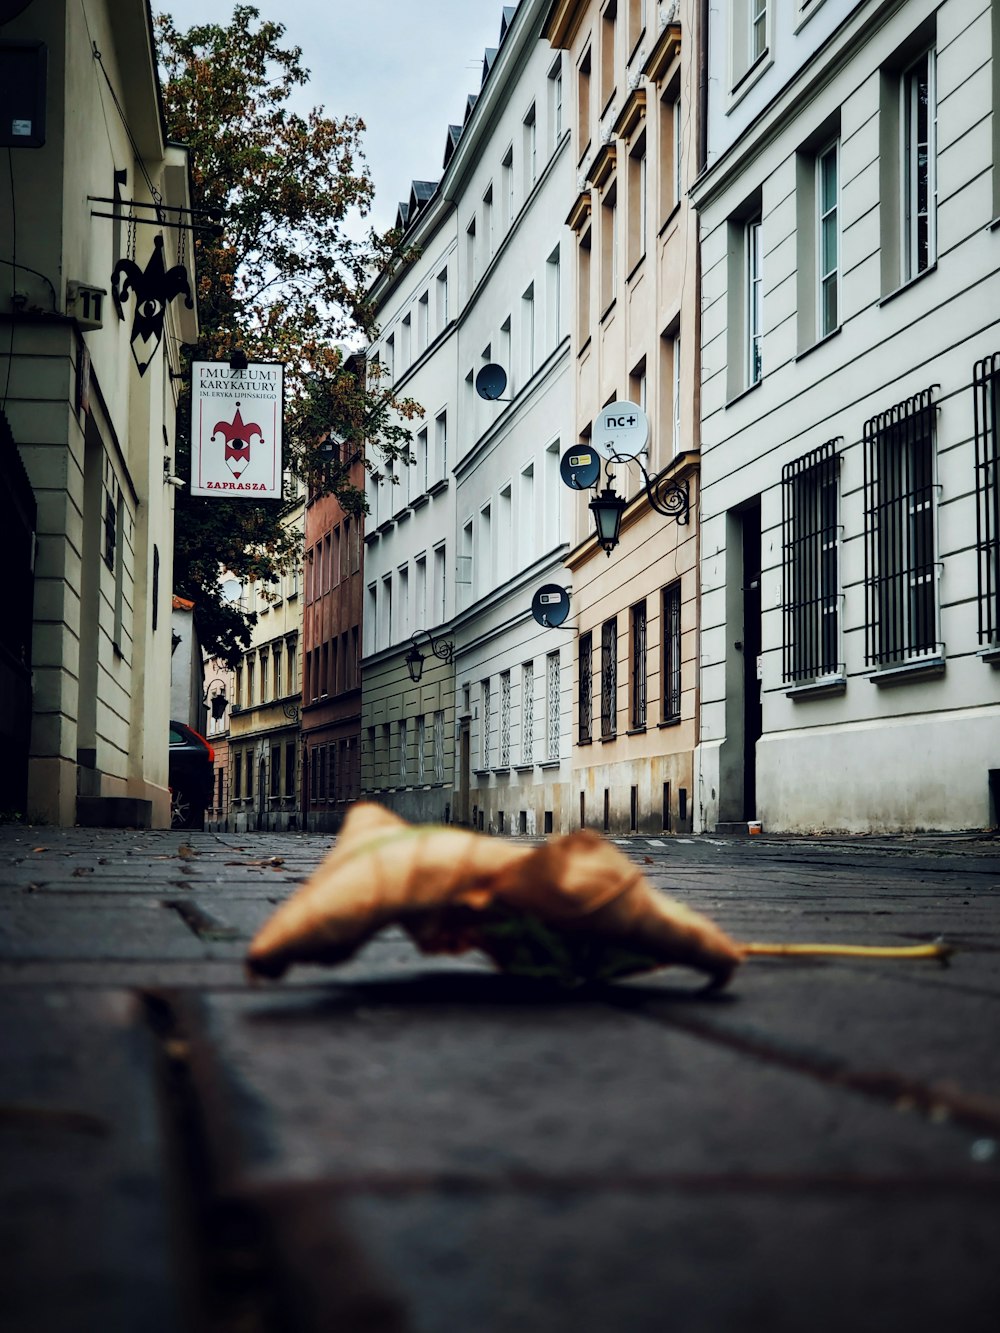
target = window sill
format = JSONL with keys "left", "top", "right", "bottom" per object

{"left": 626, "top": 253, "right": 646, "bottom": 286}
{"left": 599, "top": 732, "right": 617, "bottom": 743}
{"left": 626, "top": 726, "right": 647, "bottom": 736}
{"left": 473, "top": 768, "right": 491, "bottom": 778}
{"left": 364, "top": 531, "right": 379, "bottom": 545}
{"left": 728, "top": 49, "right": 772, "bottom": 110}
{"left": 513, "top": 762, "right": 535, "bottom": 772}
{"left": 657, "top": 717, "right": 681, "bottom": 728}
{"left": 538, "top": 759, "right": 561, "bottom": 770}
{"left": 578, "top": 335, "right": 593, "bottom": 359}
{"left": 600, "top": 298, "right": 617, "bottom": 326}
{"left": 978, "top": 645, "right": 1000, "bottom": 666}
{"left": 725, "top": 378, "right": 763, "bottom": 409}
{"left": 785, "top": 674, "right": 847, "bottom": 700}
{"left": 795, "top": 324, "right": 841, "bottom": 363}
{"left": 576, "top": 738, "right": 593, "bottom": 747}
{"left": 657, "top": 202, "right": 681, "bottom": 239}
{"left": 866, "top": 656, "right": 945, "bottom": 686}
{"left": 410, "top": 493, "right": 430, "bottom": 511}
{"left": 878, "top": 262, "right": 937, "bottom": 309}
{"left": 493, "top": 766, "right": 511, "bottom": 776}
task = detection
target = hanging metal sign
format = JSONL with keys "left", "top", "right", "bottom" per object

{"left": 591, "top": 400, "right": 649, "bottom": 460}
{"left": 191, "top": 361, "right": 284, "bottom": 498}
{"left": 111, "top": 235, "right": 193, "bottom": 376}
{"left": 531, "top": 584, "right": 571, "bottom": 628}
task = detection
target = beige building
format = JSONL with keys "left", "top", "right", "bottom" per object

{"left": 544, "top": 0, "right": 704, "bottom": 833}
{"left": 227, "top": 498, "right": 304, "bottom": 832}
{"left": 1, "top": 0, "right": 198, "bottom": 825}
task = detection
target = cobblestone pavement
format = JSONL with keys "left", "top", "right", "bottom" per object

{"left": 1, "top": 823, "right": 999, "bottom": 1332}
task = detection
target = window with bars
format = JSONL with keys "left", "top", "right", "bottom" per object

{"left": 398, "top": 719, "right": 407, "bottom": 785}
{"left": 481, "top": 678, "right": 492, "bottom": 767}
{"left": 578, "top": 631, "right": 593, "bottom": 743}
{"left": 546, "top": 651, "right": 560, "bottom": 761}
{"left": 629, "top": 601, "right": 647, "bottom": 729}
{"left": 499, "top": 671, "right": 511, "bottom": 766}
{"left": 974, "top": 354, "right": 1000, "bottom": 645}
{"left": 662, "top": 582, "right": 682, "bottom": 723}
{"left": 782, "top": 441, "right": 841, "bottom": 682}
{"left": 863, "top": 387, "right": 938, "bottom": 667}
{"left": 416, "top": 714, "right": 426, "bottom": 784}
{"left": 434, "top": 710, "right": 445, "bottom": 783}
{"left": 522, "top": 662, "right": 534, "bottom": 764}
{"left": 601, "top": 617, "right": 617, "bottom": 738}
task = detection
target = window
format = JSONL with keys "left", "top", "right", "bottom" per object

{"left": 523, "top": 103, "right": 537, "bottom": 189}
{"left": 974, "top": 354, "right": 1000, "bottom": 645}
{"left": 273, "top": 643, "right": 282, "bottom": 698}
{"left": 434, "top": 542, "right": 447, "bottom": 621}
{"left": 400, "top": 313, "right": 411, "bottom": 370}
{"left": 549, "top": 58, "right": 563, "bottom": 145}
{"left": 782, "top": 442, "right": 841, "bottom": 683}
{"left": 270, "top": 745, "right": 281, "bottom": 799}
{"left": 247, "top": 656, "right": 255, "bottom": 707}
{"left": 674, "top": 93, "right": 682, "bottom": 204}
{"left": 630, "top": 600, "right": 647, "bottom": 729}
{"left": 601, "top": 1, "right": 617, "bottom": 110}
{"left": 601, "top": 183, "right": 618, "bottom": 313}
{"left": 416, "top": 714, "right": 427, "bottom": 784}
{"left": 415, "top": 553, "right": 427, "bottom": 629}
{"left": 418, "top": 291, "right": 429, "bottom": 353}
{"left": 502, "top": 147, "right": 514, "bottom": 227}
{"left": 434, "top": 709, "right": 445, "bottom": 783}
{"left": 398, "top": 719, "right": 407, "bottom": 786}
{"left": 417, "top": 427, "right": 429, "bottom": 494}
{"left": 662, "top": 583, "right": 682, "bottom": 722}
{"left": 365, "top": 582, "right": 377, "bottom": 657}
{"left": 578, "top": 46, "right": 592, "bottom": 156}
{"left": 499, "top": 670, "right": 511, "bottom": 766}
{"left": 627, "top": 137, "right": 647, "bottom": 271}
{"left": 481, "top": 678, "right": 492, "bottom": 768}
{"left": 628, "top": 0, "right": 647, "bottom": 52}
{"left": 578, "top": 226, "right": 592, "bottom": 345}
{"left": 601, "top": 617, "right": 618, "bottom": 737}
{"left": 522, "top": 284, "right": 535, "bottom": 378}
{"left": 466, "top": 217, "right": 477, "bottom": 289}
{"left": 285, "top": 743, "right": 296, "bottom": 799}
{"left": 234, "top": 752, "right": 243, "bottom": 802}
{"left": 519, "top": 463, "right": 536, "bottom": 563}
{"left": 903, "top": 48, "right": 936, "bottom": 282}
{"left": 546, "top": 651, "right": 560, "bottom": 761}
{"left": 498, "top": 484, "right": 512, "bottom": 581}
{"left": 385, "top": 333, "right": 395, "bottom": 381}
{"left": 672, "top": 334, "right": 682, "bottom": 451}
{"left": 578, "top": 630, "right": 593, "bottom": 743}
{"left": 381, "top": 573, "right": 393, "bottom": 649}
{"left": 521, "top": 661, "right": 534, "bottom": 763}
{"left": 437, "top": 267, "right": 449, "bottom": 327}
{"left": 746, "top": 217, "right": 763, "bottom": 385}
{"left": 434, "top": 410, "right": 448, "bottom": 483}
{"left": 750, "top": 0, "right": 767, "bottom": 66}
{"left": 483, "top": 184, "right": 494, "bottom": 259}
{"left": 863, "top": 387, "right": 938, "bottom": 667}
{"left": 476, "top": 504, "right": 492, "bottom": 598}
{"left": 546, "top": 247, "right": 561, "bottom": 347}
{"left": 817, "top": 141, "right": 839, "bottom": 337}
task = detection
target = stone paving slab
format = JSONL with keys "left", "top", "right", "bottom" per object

{"left": 0, "top": 989, "right": 183, "bottom": 1333}
{"left": 0, "top": 896, "right": 209, "bottom": 960}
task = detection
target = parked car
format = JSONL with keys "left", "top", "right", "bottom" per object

{"left": 169, "top": 720, "right": 214, "bottom": 829}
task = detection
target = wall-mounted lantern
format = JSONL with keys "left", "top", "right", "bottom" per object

{"left": 405, "top": 629, "right": 455, "bottom": 684}
{"left": 203, "top": 679, "right": 229, "bottom": 720}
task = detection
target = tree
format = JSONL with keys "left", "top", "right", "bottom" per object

{"left": 154, "top": 4, "right": 420, "bottom": 664}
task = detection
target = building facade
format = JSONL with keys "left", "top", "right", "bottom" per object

{"left": 364, "top": 0, "right": 577, "bottom": 832}
{"left": 1, "top": 0, "right": 198, "bottom": 826}
{"left": 692, "top": 0, "right": 1000, "bottom": 831}
{"left": 544, "top": 0, "right": 706, "bottom": 835}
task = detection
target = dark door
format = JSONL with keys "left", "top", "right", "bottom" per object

{"left": 0, "top": 411, "right": 36, "bottom": 814}
{"left": 742, "top": 502, "right": 762, "bottom": 820}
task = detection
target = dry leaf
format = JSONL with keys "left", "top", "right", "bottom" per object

{"left": 247, "top": 804, "right": 741, "bottom": 987}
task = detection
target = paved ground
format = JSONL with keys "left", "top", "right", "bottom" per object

{"left": 1, "top": 822, "right": 999, "bottom": 1332}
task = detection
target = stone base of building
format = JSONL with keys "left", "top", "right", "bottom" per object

{"left": 77, "top": 796, "right": 153, "bottom": 828}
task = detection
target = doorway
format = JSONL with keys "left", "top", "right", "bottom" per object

{"left": 741, "top": 501, "right": 762, "bottom": 820}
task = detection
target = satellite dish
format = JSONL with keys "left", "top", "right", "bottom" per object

{"left": 220, "top": 578, "right": 241, "bottom": 604}
{"left": 591, "top": 400, "right": 649, "bottom": 460}
{"left": 475, "top": 363, "right": 508, "bottom": 401}
{"left": 560, "top": 446, "right": 601, "bottom": 491}
{"left": 531, "top": 584, "right": 571, "bottom": 628}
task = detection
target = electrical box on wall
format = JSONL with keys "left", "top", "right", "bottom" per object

{"left": 0, "top": 39, "right": 47, "bottom": 148}
{"left": 66, "top": 283, "right": 107, "bottom": 330}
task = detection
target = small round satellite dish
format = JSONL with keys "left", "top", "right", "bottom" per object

{"left": 475, "top": 363, "right": 508, "bottom": 401}
{"left": 591, "top": 400, "right": 649, "bottom": 460}
{"left": 220, "top": 579, "right": 241, "bottom": 604}
{"left": 560, "top": 446, "right": 601, "bottom": 491}
{"left": 531, "top": 584, "right": 571, "bottom": 628}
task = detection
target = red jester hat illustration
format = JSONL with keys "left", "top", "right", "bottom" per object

{"left": 212, "top": 404, "right": 264, "bottom": 479}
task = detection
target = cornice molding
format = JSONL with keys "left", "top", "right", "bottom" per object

{"left": 642, "top": 22, "right": 681, "bottom": 84}
{"left": 543, "top": 0, "right": 589, "bottom": 49}
{"left": 613, "top": 87, "right": 647, "bottom": 140}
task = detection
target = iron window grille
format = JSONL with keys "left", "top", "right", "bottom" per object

{"left": 499, "top": 671, "right": 511, "bottom": 766}
{"left": 482, "top": 679, "right": 492, "bottom": 768}
{"left": 398, "top": 719, "right": 407, "bottom": 785}
{"left": 546, "top": 651, "right": 560, "bottom": 761}
{"left": 522, "top": 662, "right": 534, "bottom": 763}
{"left": 974, "top": 354, "right": 1000, "bottom": 645}
{"left": 863, "top": 387, "right": 939, "bottom": 667}
{"left": 601, "top": 617, "right": 618, "bottom": 738}
{"left": 578, "top": 630, "right": 593, "bottom": 743}
{"left": 662, "top": 582, "right": 682, "bottom": 722}
{"left": 630, "top": 601, "right": 647, "bottom": 729}
{"left": 782, "top": 441, "right": 841, "bottom": 682}
{"left": 433, "top": 710, "right": 445, "bottom": 783}
{"left": 416, "top": 714, "right": 427, "bottom": 784}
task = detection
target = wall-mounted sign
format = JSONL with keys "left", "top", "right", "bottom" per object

{"left": 191, "top": 361, "right": 284, "bottom": 497}
{"left": 592, "top": 400, "right": 649, "bottom": 460}
{"left": 531, "top": 583, "right": 571, "bottom": 628}
{"left": 111, "top": 236, "right": 192, "bottom": 376}
{"left": 560, "top": 445, "right": 601, "bottom": 490}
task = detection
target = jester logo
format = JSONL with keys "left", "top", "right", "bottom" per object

{"left": 212, "top": 404, "right": 263, "bottom": 479}
{"left": 110, "top": 235, "right": 193, "bottom": 377}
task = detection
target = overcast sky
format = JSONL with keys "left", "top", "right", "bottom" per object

{"left": 153, "top": 0, "right": 510, "bottom": 234}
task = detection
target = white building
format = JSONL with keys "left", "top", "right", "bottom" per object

{"left": 364, "top": 0, "right": 576, "bottom": 832}
{"left": 691, "top": 0, "right": 1000, "bottom": 832}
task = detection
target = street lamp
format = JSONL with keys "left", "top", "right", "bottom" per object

{"left": 589, "top": 485, "right": 628, "bottom": 556}
{"left": 404, "top": 629, "right": 454, "bottom": 683}
{"left": 588, "top": 455, "right": 690, "bottom": 556}
{"left": 203, "top": 678, "right": 229, "bottom": 720}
